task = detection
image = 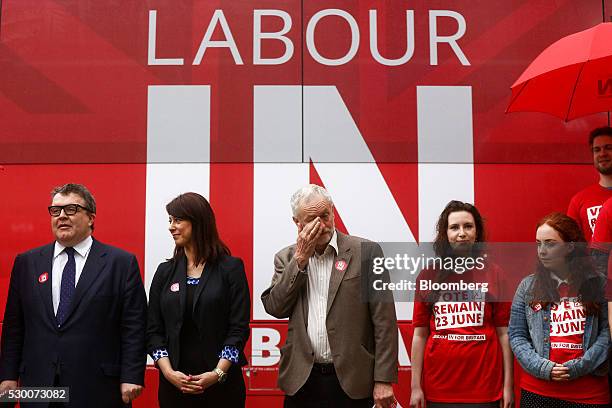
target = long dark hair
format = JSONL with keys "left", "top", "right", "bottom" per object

{"left": 530, "top": 212, "right": 601, "bottom": 315}
{"left": 424, "top": 200, "right": 486, "bottom": 304}
{"left": 166, "top": 192, "right": 230, "bottom": 266}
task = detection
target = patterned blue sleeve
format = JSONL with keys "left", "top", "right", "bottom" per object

{"left": 218, "top": 345, "right": 239, "bottom": 364}
{"left": 151, "top": 348, "right": 169, "bottom": 362}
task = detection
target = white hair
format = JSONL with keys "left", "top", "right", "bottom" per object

{"left": 290, "top": 184, "right": 333, "bottom": 217}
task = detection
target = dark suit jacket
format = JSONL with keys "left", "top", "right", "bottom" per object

{"left": 261, "top": 231, "right": 398, "bottom": 399}
{"left": 0, "top": 238, "right": 148, "bottom": 408}
{"left": 146, "top": 254, "right": 250, "bottom": 372}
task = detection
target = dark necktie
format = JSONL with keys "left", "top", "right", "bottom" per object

{"left": 57, "top": 247, "right": 76, "bottom": 326}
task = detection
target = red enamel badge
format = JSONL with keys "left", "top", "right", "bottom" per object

{"left": 38, "top": 272, "right": 49, "bottom": 283}
{"left": 335, "top": 260, "right": 347, "bottom": 271}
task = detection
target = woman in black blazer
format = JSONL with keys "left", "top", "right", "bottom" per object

{"left": 146, "top": 192, "right": 251, "bottom": 407}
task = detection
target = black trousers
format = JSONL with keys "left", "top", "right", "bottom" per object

{"left": 284, "top": 364, "right": 373, "bottom": 408}
{"left": 46, "top": 375, "right": 131, "bottom": 408}
{"left": 158, "top": 367, "right": 245, "bottom": 408}
{"left": 520, "top": 389, "right": 610, "bottom": 408}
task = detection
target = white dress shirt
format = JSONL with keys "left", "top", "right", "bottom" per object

{"left": 52, "top": 235, "right": 93, "bottom": 314}
{"left": 306, "top": 230, "right": 338, "bottom": 363}
{"left": 550, "top": 272, "right": 569, "bottom": 288}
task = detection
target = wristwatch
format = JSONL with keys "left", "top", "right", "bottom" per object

{"left": 213, "top": 367, "right": 227, "bottom": 384}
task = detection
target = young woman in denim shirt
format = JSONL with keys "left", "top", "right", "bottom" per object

{"left": 509, "top": 212, "right": 609, "bottom": 407}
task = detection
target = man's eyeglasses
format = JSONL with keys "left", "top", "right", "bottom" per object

{"left": 48, "top": 204, "right": 91, "bottom": 217}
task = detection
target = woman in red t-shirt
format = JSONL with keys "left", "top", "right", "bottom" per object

{"left": 410, "top": 201, "right": 514, "bottom": 408}
{"left": 509, "top": 213, "right": 609, "bottom": 408}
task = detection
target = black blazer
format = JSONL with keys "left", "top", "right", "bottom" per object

{"left": 0, "top": 239, "right": 148, "bottom": 408}
{"left": 146, "top": 254, "right": 250, "bottom": 371}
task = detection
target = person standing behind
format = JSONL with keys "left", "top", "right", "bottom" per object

{"left": 146, "top": 192, "right": 250, "bottom": 408}
{"left": 261, "top": 184, "right": 397, "bottom": 408}
{"left": 568, "top": 126, "right": 612, "bottom": 241}
{"left": 0, "top": 183, "right": 147, "bottom": 407}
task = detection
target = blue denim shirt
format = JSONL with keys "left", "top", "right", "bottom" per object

{"left": 508, "top": 274, "right": 609, "bottom": 380}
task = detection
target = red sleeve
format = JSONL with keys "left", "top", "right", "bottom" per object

{"left": 592, "top": 199, "right": 612, "bottom": 251}
{"left": 492, "top": 301, "right": 510, "bottom": 327}
{"left": 412, "top": 270, "right": 433, "bottom": 327}
{"left": 412, "top": 298, "right": 431, "bottom": 327}
{"left": 488, "top": 263, "right": 510, "bottom": 326}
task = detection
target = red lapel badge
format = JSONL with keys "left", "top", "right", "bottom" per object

{"left": 38, "top": 272, "right": 49, "bottom": 283}
{"left": 170, "top": 282, "right": 179, "bottom": 292}
{"left": 335, "top": 260, "right": 347, "bottom": 272}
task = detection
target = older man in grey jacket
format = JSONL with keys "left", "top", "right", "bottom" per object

{"left": 261, "top": 184, "right": 398, "bottom": 408}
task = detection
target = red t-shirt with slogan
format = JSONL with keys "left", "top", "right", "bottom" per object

{"left": 591, "top": 197, "right": 612, "bottom": 252}
{"left": 591, "top": 203, "right": 612, "bottom": 301}
{"left": 412, "top": 264, "right": 509, "bottom": 403}
{"left": 567, "top": 184, "right": 612, "bottom": 242}
{"left": 520, "top": 284, "right": 609, "bottom": 404}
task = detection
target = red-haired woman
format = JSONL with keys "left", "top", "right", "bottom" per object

{"left": 410, "top": 201, "right": 513, "bottom": 408}
{"left": 509, "top": 212, "right": 609, "bottom": 407}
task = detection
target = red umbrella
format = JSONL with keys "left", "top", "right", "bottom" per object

{"left": 506, "top": 22, "right": 612, "bottom": 122}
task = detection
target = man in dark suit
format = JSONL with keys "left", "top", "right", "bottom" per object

{"left": 261, "top": 184, "right": 398, "bottom": 408}
{"left": 0, "top": 183, "right": 147, "bottom": 407}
